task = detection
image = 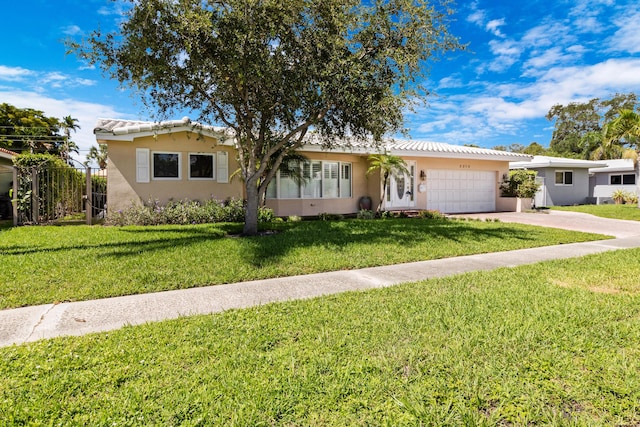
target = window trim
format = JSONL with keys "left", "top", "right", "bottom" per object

{"left": 555, "top": 170, "right": 573, "bottom": 186}
{"left": 267, "top": 160, "right": 353, "bottom": 200}
{"left": 152, "top": 151, "right": 182, "bottom": 181}
{"left": 188, "top": 152, "right": 216, "bottom": 181}
{"left": 611, "top": 173, "right": 636, "bottom": 185}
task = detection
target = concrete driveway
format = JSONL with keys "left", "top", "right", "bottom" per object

{"left": 455, "top": 209, "right": 640, "bottom": 239}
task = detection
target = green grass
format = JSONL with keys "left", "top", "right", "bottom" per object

{"left": 552, "top": 203, "right": 640, "bottom": 221}
{"left": 0, "top": 219, "right": 607, "bottom": 309}
{"left": 2, "top": 248, "right": 640, "bottom": 425}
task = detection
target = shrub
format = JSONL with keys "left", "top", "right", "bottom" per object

{"left": 624, "top": 192, "right": 638, "bottom": 205}
{"left": 500, "top": 170, "right": 540, "bottom": 198}
{"left": 611, "top": 189, "right": 627, "bottom": 204}
{"left": 106, "top": 197, "right": 274, "bottom": 226}
{"left": 357, "top": 209, "right": 375, "bottom": 220}
{"left": 418, "top": 209, "right": 446, "bottom": 220}
{"left": 318, "top": 212, "right": 344, "bottom": 221}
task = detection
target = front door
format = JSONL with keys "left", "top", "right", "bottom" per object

{"left": 386, "top": 162, "right": 416, "bottom": 209}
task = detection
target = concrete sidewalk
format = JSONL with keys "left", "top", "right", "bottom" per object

{"left": 2, "top": 211, "right": 640, "bottom": 348}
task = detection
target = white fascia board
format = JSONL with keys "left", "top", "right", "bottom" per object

{"left": 95, "top": 126, "right": 233, "bottom": 144}
{"left": 386, "top": 149, "right": 530, "bottom": 161}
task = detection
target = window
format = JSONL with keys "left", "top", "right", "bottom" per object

{"left": 267, "top": 160, "right": 352, "bottom": 199}
{"left": 153, "top": 152, "right": 181, "bottom": 180}
{"left": 189, "top": 153, "right": 215, "bottom": 180}
{"left": 555, "top": 170, "right": 573, "bottom": 185}
{"left": 323, "top": 162, "right": 339, "bottom": 198}
{"left": 340, "top": 163, "right": 352, "bottom": 198}
{"left": 611, "top": 174, "right": 636, "bottom": 185}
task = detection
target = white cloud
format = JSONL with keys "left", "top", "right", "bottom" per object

{"left": 61, "top": 25, "right": 83, "bottom": 36}
{"left": 486, "top": 39, "right": 522, "bottom": 72}
{"left": 466, "top": 1, "right": 485, "bottom": 26}
{"left": 608, "top": 9, "right": 640, "bottom": 53}
{"left": 485, "top": 19, "right": 506, "bottom": 37}
{"left": 0, "top": 65, "right": 33, "bottom": 81}
{"left": 0, "top": 65, "right": 96, "bottom": 92}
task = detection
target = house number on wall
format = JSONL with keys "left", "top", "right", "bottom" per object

{"left": 459, "top": 164, "right": 471, "bottom": 169}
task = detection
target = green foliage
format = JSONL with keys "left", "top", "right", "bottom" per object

{"left": 610, "top": 190, "right": 638, "bottom": 205}
{"left": 0, "top": 103, "right": 65, "bottom": 154}
{"left": 0, "top": 219, "right": 606, "bottom": 309}
{"left": 546, "top": 93, "right": 639, "bottom": 158}
{"left": 107, "top": 198, "right": 274, "bottom": 226}
{"left": 70, "top": 0, "right": 463, "bottom": 235}
{"left": 356, "top": 209, "right": 376, "bottom": 219}
{"left": 86, "top": 144, "right": 108, "bottom": 169}
{"left": 552, "top": 204, "right": 640, "bottom": 220}
{"left": 418, "top": 209, "right": 446, "bottom": 220}
{"left": 500, "top": 169, "right": 541, "bottom": 198}
{"left": 366, "top": 153, "right": 410, "bottom": 212}
{"left": 3, "top": 249, "right": 640, "bottom": 424}
{"left": 318, "top": 212, "right": 344, "bottom": 221}
{"left": 612, "top": 189, "right": 627, "bottom": 204}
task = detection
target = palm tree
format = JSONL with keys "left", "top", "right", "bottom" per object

{"left": 606, "top": 109, "right": 640, "bottom": 207}
{"left": 366, "top": 153, "right": 409, "bottom": 213}
{"left": 582, "top": 128, "right": 633, "bottom": 160}
{"left": 60, "top": 115, "right": 81, "bottom": 164}
{"left": 85, "top": 144, "right": 108, "bottom": 170}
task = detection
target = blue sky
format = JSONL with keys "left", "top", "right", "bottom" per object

{"left": 1, "top": 0, "right": 640, "bottom": 159}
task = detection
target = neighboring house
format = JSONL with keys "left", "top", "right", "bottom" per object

{"left": 510, "top": 156, "right": 606, "bottom": 207}
{"left": 589, "top": 159, "right": 637, "bottom": 204}
{"left": 94, "top": 118, "right": 532, "bottom": 216}
{"left": 0, "top": 147, "right": 17, "bottom": 219}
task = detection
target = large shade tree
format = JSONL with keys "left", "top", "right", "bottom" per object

{"left": 70, "top": 0, "right": 463, "bottom": 235}
{"left": 546, "top": 93, "right": 638, "bottom": 158}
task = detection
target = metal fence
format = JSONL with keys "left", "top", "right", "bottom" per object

{"left": 11, "top": 162, "right": 106, "bottom": 226}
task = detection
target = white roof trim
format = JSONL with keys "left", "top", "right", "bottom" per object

{"left": 589, "top": 159, "right": 635, "bottom": 174}
{"left": 511, "top": 155, "right": 606, "bottom": 170}
{"left": 94, "top": 117, "right": 233, "bottom": 143}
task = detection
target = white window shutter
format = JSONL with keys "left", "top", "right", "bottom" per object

{"left": 217, "top": 151, "right": 229, "bottom": 183}
{"left": 136, "top": 148, "right": 150, "bottom": 183}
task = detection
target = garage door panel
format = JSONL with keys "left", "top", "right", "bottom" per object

{"left": 426, "top": 170, "right": 495, "bottom": 214}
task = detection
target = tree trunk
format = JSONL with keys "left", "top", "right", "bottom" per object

{"left": 243, "top": 178, "right": 260, "bottom": 236}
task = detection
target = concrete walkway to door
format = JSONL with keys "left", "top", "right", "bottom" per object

{"left": 2, "top": 210, "right": 640, "bottom": 348}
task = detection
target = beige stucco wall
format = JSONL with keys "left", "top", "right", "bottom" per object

{"left": 265, "top": 153, "right": 512, "bottom": 216}
{"left": 102, "top": 130, "right": 514, "bottom": 216}
{"left": 104, "top": 131, "right": 242, "bottom": 213}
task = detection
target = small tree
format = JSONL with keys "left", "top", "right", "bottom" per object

{"left": 366, "top": 153, "right": 409, "bottom": 213}
{"left": 500, "top": 170, "right": 541, "bottom": 199}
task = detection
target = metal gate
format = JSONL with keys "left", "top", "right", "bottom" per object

{"left": 11, "top": 160, "right": 106, "bottom": 225}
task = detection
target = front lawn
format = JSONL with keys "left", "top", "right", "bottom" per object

{"left": 1, "top": 248, "right": 639, "bottom": 425}
{"left": 0, "top": 218, "right": 607, "bottom": 309}
{"left": 552, "top": 203, "right": 640, "bottom": 221}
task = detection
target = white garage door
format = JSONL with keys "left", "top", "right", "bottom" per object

{"left": 426, "top": 169, "right": 496, "bottom": 213}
